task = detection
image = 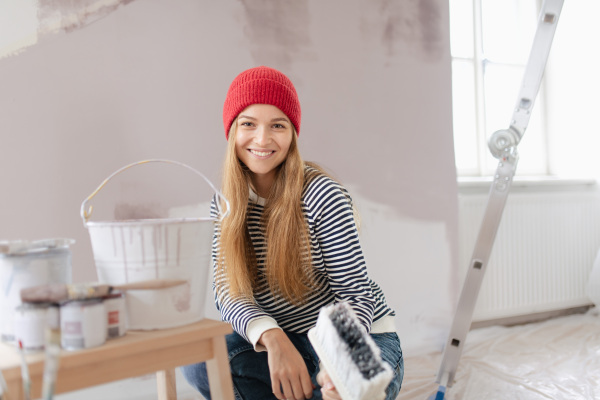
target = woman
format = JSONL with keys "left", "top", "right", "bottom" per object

{"left": 182, "top": 66, "right": 403, "bottom": 400}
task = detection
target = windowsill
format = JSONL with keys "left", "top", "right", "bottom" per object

{"left": 458, "top": 176, "right": 598, "bottom": 193}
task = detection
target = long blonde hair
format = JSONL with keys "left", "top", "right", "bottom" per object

{"left": 217, "top": 120, "right": 321, "bottom": 305}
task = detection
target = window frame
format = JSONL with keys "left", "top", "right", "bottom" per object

{"left": 451, "top": 0, "right": 551, "bottom": 178}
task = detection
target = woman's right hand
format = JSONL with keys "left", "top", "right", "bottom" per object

{"left": 259, "top": 328, "right": 315, "bottom": 400}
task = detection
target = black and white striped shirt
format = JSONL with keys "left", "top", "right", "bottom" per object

{"left": 212, "top": 167, "right": 396, "bottom": 344}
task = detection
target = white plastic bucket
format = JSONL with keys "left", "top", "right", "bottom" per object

{"left": 0, "top": 239, "right": 74, "bottom": 343}
{"left": 80, "top": 159, "right": 229, "bottom": 330}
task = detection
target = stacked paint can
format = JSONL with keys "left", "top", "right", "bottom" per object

{"left": 13, "top": 293, "right": 128, "bottom": 352}
{"left": 103, "top": 292, "right": 127, "bottom": 339}
{"left": 13, "top": 303, "right": 59, "bottom": 351}
{"left": 60, "top": 299, "right": 107, "bottom": 350}
{"left": 0, "top": 239, "right": 73, "bottom": 344}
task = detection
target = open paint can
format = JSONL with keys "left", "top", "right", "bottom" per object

{"left": 0, "top": 239, "right": 73, "bottom": 343}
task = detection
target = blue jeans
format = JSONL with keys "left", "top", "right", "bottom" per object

{"left": 181, "top": 330, "right": 403, "bottom": 400}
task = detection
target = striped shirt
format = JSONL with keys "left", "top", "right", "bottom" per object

{"left": 211, "top": 166, "right": 395, "bottom": 344}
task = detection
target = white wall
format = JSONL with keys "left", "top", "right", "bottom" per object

{"left": 0, "top": 0, "right": 458, "bottom": 356}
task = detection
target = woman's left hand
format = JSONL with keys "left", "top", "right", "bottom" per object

{"left": 316, "top": 369, "right": 342, "bottom": 400}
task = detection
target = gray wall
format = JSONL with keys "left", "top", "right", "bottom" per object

{"left": 0, "top": 0, "right": 458, "bottom": 355}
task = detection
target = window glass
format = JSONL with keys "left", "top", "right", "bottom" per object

{"left": 450, "top": 0, "right": 474, "bottom": 59}
{"left": 452, "top": 0, "right": 544, "bottom": 176}
{"left": 483, "top": 64, "right": 546, "bottom": 175}
{"left": 481, "top": 0, "right": 538, "bottom": 64}
{"left": 452, "top": 60, "right": 479, "bottom": 174}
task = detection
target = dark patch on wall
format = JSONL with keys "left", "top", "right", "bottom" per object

{"left": 238, "top": 0, "right": 313, "bottom": 70}
{"left": 417, "top": 0, "right": 443, "bottom": 56}
{"left": 37, "top": 0, "right": 136, "bottom": 34}
{"left": 363, "top": 0, "right": 444, "bottom": 63}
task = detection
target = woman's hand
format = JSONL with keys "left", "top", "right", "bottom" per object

{"left": 316, "top": 369, "right": 342, "bottom": 400}
{"left": 259, "top": 329, "right": 314, "bottom": 400}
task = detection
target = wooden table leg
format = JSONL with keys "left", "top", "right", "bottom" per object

{"left": 206, "top": 336, "right": 234, "bottom": 400}
{"left": 3, "top": 373, "right": 24, "bottom": 400}
{"left": 156, "top": 368, "right": 177, "bottom": 400}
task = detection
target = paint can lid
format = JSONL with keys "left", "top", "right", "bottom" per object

{"left": 61, "top": 298, "right": 104, "bottom": 307}
{"left": 0, "top": 238, "right": 75, "bottom": 256}
{"left": 16, "top": 302, "right": 53, "bottom": 311}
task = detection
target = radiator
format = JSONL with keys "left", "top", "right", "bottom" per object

{"left": 458, "top": 186, "right": 600, "bottom": 321}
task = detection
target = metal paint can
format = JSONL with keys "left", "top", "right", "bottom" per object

{"left": 60, "top": 299, "right": 106, "bottom": 350}
{"left": 0, "top": 239, "right": 73, "bottom": 343}
{"left": 13, "top": 302, "right": 50, "bottom": 351}
{"left": 103, "top": 292, "right": 127, "bottom": 339}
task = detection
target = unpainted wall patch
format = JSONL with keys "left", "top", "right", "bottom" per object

{"left": 0, "top": 0, "right": 137, "bottom": 59}
{"left": 37, "top": 0, "right": 137, "bottom": 34}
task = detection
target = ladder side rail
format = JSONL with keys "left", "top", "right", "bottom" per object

{"left": 435, "top": 154, "right": 518, "bottom": 388}
{"left": 433, "top": 0, "right": 564, "bottom": 396}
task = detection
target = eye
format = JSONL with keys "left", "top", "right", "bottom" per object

{"left": 273, "top": 123, "right": 287, "bottom": 129}
{"left": 239, "top": 121, "right": 254, "bottom": 127}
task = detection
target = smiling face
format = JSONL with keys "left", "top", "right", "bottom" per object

{"left": 234, "top": 104, "right": 294, "bottom": 196}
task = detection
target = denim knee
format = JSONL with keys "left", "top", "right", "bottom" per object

{"left": 180, "top": 332, "right": 256, "bottom": 400}
{"left": 181, "top": 362, "right": 211, "bottom": 400}
{"left": 371, "top": 332, "right": 404, "bottom": 400}
{"left": 181, "top": 330, "right": 401, "bottom": 400}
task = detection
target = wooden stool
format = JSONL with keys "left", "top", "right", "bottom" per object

{"left": 0, "top": 319, "right": 234, "bottom": 400}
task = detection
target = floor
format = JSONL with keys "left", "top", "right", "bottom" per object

{"left": 52, "top": 309, "right": 600, "bottom": 400}
{"left": 54, "top": 369, "right": 203, "bottom": 400}
{"left": 398, "top": 308, "right": 600, "bottom": 400}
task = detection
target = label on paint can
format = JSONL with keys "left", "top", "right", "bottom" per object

{"left": 60, "top": 299, "right": 107, "bottom": 350}
{"left": 103, "top": 292, "right": 127, "bottom": 339}
{"left": 13, "top": 302, "right": 51, "bottom": 351}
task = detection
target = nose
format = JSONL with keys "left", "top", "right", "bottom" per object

{"left": 254, "top": 125, "right": 271, "bottom": 146}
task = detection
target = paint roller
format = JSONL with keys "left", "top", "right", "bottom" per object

{"left": 308, "top": 302, "right": 393, "bottom": 400}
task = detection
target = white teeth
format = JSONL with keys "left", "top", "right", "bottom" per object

{"left": 250, "top": 150, "right": 273, "bottom": 157}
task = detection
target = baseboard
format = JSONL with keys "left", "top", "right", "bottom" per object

{"left": 470, "top": 305, "right": 593, "bottom": 330}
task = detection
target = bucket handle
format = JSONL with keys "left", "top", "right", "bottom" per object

{"left": 80, "top": 159, "right": 230, "bottom": 224}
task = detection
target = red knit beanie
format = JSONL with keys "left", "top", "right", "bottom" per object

{"left": 223, "top": 66, "right": 301, "bottom": 139}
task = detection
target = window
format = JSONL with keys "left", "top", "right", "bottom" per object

{"left": 450, "top": 0, "right": 549, "bottom": 177}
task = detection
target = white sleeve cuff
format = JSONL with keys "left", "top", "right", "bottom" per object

{"left": 247, "top": 316, "right": 281, "bottom": 352}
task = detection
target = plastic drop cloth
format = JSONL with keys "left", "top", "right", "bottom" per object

{"left": 398, "top": 308, "right": 600, "bottom": 400}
